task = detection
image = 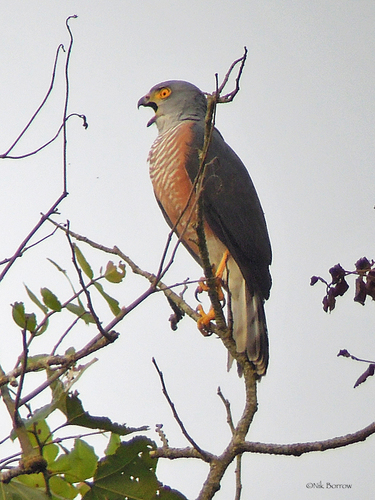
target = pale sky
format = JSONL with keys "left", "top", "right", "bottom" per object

{"left": 1, "top": 1, "right": 375, "bottom": 499}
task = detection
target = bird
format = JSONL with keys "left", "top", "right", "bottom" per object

{"left": 138, "top": 80, "right": 272, "bottom": 376}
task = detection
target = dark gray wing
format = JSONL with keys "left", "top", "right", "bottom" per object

{"left": 185, "top": 122, "right": 272, "bottom": 300}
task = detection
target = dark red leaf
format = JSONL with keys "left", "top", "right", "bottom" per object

{"left": 354, "top": 276, "right": 367, "bottom": 305}
{"left": 337, "top": 349, "right": 351, "bottom": 358}
{"left": 323, "top": 289, "right": 336, "bottom": 312}
{"left": 333, "top": 278, "right": 349, "bottom": 297}
{"left": 355, "top": 257, "right": 371, "bottom": 273}
{"left": 354, "top": 363, "right": 375, "bottom": 388}
{"left": 310, "top": 276, "right": 319, "bottom": 286}
{"left": 366, "top": 269, "right": 375, "bottom": 300}
{"left": 329, "top": 264, "right": 346, "bottom": 284}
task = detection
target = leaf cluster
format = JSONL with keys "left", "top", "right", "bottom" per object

{"left": 311, "top": 257, "right": 375, "bottom": 388}
{"left": 7, "top": 396, "right": 185, "bottom": 500}
{"left": 310, "top": 257, "right": 375, "bottom": 312}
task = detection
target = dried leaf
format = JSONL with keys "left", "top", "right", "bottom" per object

{"left": 366, "top": 269, "right": 375, "bottom": 300}
{"left": 337, "top": 349, "right": 351, "bottom": 358}
{"left": 329, "top": 264, "right": 345, "bottom": 284}
{"left": 354, "top": 276, "right": 367, "bottom": 305}
{"left": 323, "top": 289, "right": 336, "bottom": 312}
{"left": 355, "top": 257, "right": 372, "bottom": 273}
{"left": 310, "top": 276, "right": 319, "bottom": 286}
{"left": 354, "top": 364, "right": 375, "bottom": 388}
{"left": 333, "top": 278, "right": 349, "bottom": 297}
{"left": 104, "top": 261, "right": 126, "bottom": 283}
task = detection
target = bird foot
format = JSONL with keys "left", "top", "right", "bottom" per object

{"left": 194, "top": 249, "right": 229, "bottom": 301}
{"left": 195, "top": 250, "right": 230, "bottom": 335}
{"left": 196, "top": 304, "right": 215, "bottom": 336}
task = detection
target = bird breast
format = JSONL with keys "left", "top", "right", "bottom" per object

{"left": 148, "top": 121, "right": 204, "bottom": 253}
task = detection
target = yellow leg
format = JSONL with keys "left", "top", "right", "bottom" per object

{"left": 196, "top": 250, "right": 230, "bottom": 334}
{"left": 215, "top": 249, "right": 230, "bottom": 280}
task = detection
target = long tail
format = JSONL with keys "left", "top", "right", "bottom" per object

{"left": 227, "top": 279, "right": 269, "bottom": 377}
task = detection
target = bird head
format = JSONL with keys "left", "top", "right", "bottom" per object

{"left": 138, "top": 80, "right": 207, "bottom": 133}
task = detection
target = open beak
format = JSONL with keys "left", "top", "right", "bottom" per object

{"left": 137, "top": 94, "right": 158, "bottom": 127}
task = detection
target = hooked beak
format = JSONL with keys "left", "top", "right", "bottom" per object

{"left": 137, "top": 94, "right": 158, "bottom": 127}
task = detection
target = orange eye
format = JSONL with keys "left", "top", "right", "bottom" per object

{"left": 157, "top": 87, "right": 171, "bottom": 99}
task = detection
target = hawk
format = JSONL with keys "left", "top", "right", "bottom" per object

{"left": 138, "top": 80, "right": 272, "bottom": 376}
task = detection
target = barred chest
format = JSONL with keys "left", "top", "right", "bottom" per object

{"left": 147, "top": 121, "right": 201, "bottom": 251}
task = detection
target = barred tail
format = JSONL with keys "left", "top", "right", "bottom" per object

{"left": 227, "top": 279, "right": 269, "bottom": 377}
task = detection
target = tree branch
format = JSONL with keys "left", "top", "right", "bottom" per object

{"left": 152, "top": 358, "right": 211, "bottom": 462}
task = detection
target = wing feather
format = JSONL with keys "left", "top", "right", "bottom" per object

{"left": 185, "top": 122, "right": 272, "bottom": 300}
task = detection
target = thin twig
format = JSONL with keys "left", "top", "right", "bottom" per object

{"left": 153, "top": 416, "right": 375, "bottom": 460}
{"left": 0, "top": 193, "right": 67, "bottom": 283}
{"left": 217, "top": 387, "right": 235, "bottom": 433}
{"left": 50, "top": 315, "right": 82, "bottom": 355}
{"left": 63, "top": 15, "right": 78, "bottom": 192}
{"left": 217, "top": 47, "right": 248, "bottom": 102}
{"left": 0, "top": 227, "right": 58, "bottom": 266}
{"left": 13, "top": 329, "right": 28, "bottom": 418}
{"left": 48, "top": 220, "right": 204, "bottom": 327}
{"left": 65, "top": 222, "right": 112, "bottom": 341}
{"left": 152, "top": 358, "right": 210, "bottom": 462}
{"left": 234, "top": 455, "right": 243, "bottom": 500}
{"left": 0, "top": 16, "right": 80, "bottom": 282}
{"left": 0, "top": 44, "right": 64, "bottom": 157}
{"left": 3, "top": 114, "right": 87, "bottom": 160}
{"left": 217, "top": 387, "right": 242, "bottom": 500}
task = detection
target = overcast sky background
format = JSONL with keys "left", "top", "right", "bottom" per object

{"left": 1, "top": 1, "right": 375, "bottom": 499}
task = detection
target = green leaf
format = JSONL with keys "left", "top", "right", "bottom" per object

{"left": 105, "top": 433, "right": 121, "bottom": 456}
{"left": 25, "top": 420, "right": 52, "bottom": 449}
{"left": 49, "top": 438, "right": 98, "bottom": 483}
{"left": 1, "top": 480, "right": 50, "bottom": 499}
{"left": 24, "top": 313, "right": 37, "bottom": 332}
{"left": 12, "top": 302, "right": 26, "bottom": 328}
{"left": 154, "top": 487, "right": 188, "bottom": 499}
{"left": 64, "top": 393, "right": 148, "bottom": 435}
{"left": 40, "top": 288, "right": 62, "bottom": 312}
{"left": 83, "top": 437, "right": 158, "bottom": 500}
{"left": 65, "top": 302, "right": 95, "bottom": 324}
{"left": 47, "top": 258, "right": 67, "bottom": 274}
{"left": 49, "top": 476, "right": 78, "bottom": 499}
{"left": 11, "top": 302, "right": 36, "bottom": 332}
{"left": 74, "top": 245, "right": 94, "bottom": 279}
{"left": 93, "top": 282, "right": 121, "bottom": 316}
{"left": 34, "top": 318, "right": 49, "bottom": 336}
{"left": 104, "top": 261, "right": 126, "bottom": 283}
{"left": 43, "top": 441, "right": 59, "bottom": 466}
{"left": 25, "top": 285, "right": 48, "bottom": 314}
{"left": 14, "top": 473, "right": 46, "bottom": 491}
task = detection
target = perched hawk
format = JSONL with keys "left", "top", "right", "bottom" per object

{"left": 138, "top": 80, "right": 271, "bottom": 376}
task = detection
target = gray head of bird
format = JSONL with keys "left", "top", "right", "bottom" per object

{"left": 138, "top": 80, "right": 207, "bottom": 134}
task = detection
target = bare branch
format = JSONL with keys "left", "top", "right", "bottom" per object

{"left": 0, "top": 193, "right": 67, "bottom": 283}
{"left": 63, "top": 15, "right": 78, "bottom": 192}
{"left": 217, "top": 387, "right": 235, "bottom": 434}
{"left": 65, "top": 222, "right": 113, "bottom": 341}
{"left": 153, "top": 419, "right": 375, "bottom": 461}
{"left": 3, "top": 114, "right": 87, "bottom": 160}
{"left": 217, "top": 47, "right": 248, "bottom": 102}
{"left": 152, "top": 358, "right": 211, "bottom": 462}
{"left": 0, "top": 16, "right": 81, "bottom": 282}
{"left": 0, "top": 44, "right": 64, "bottom": 158}
{"left": 13, "top": 329, "right": 28, "bottom": 417}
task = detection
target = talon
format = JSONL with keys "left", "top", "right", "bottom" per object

{"left": 195, "top": 276, "right": 208, "bottom": 301}
{"left": 195, "top": 250, "right": 230, "bottom": 334}
{"left": 197, "top": 304, "right": 215, "bottom": 336}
